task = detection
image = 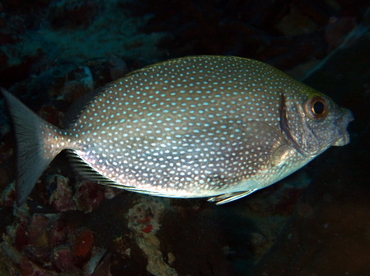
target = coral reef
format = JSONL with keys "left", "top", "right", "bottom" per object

{"left": 0, "top": 0, "right": 167, "bottom": 88}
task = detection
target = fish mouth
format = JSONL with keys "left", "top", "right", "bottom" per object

{"left": 333, "top": 108, "right": 354, "bottom": 146}
{"left": 334, "top": 132, "right": 350, "bottom": 146}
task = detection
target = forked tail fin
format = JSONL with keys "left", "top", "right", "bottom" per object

{"left": 1, "top": 88, "right": 69, "bottom": 206}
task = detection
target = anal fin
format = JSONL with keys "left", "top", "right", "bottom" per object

{"left": 65, "top": 149, "right": 118, "bottom": 186}
{"left": 65, "top": 150, "right": 149, "bottom": 194}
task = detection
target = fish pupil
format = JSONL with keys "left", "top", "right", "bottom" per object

{"left": 313, "top": 101, "right": 325, "bottom": 114}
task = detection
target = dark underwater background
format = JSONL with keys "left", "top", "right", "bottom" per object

{"left": 0, "top": 0, "right": 369, "bottom": 275}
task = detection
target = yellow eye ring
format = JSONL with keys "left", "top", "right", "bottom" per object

{"left": 306, "top": 96, "right": 328, "bottom": 119}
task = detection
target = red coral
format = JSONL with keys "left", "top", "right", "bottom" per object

{"left": 75, "top": 180, "right": 106, "bottom": 212}
{"left": 73, "top": 229, "right": 94, "bottom": 258}
{"left": 29, "top": 214, "right": 49, "bottom": 247}
{"left": 139, "top": 216, "right": 151, "bottom": 224}
{"left": 15, "top": 224, "right": 29, "bottom": 251}
{"left": 48, "top": 219, "right": 68, "bottom": 247}
{"left": 141, "top": 224, "right": 153, "bottom": 233}
{"left": 52, "top": 247, "right": 77, "bottom": 272}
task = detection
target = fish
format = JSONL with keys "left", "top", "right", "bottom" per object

{"left": 1, "top": 55, "right": 353, "bottom": 206}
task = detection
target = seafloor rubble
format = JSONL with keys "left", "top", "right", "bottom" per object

{"left": 0, "top": 0, "right": 369, "bottom": 275}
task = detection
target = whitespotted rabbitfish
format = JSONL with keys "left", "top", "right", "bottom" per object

{"left": 1, "top": 56, "right": 353, "bottom": 206}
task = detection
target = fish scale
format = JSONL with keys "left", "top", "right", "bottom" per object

{"left": 71, "top": 57, "right": 292, "bottom": 194}
{"left": 1, "top": 55, "right": 353, "bottom": 206}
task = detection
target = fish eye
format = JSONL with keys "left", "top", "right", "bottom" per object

{"left": 306, "top": 96, "right": 328, "bottom": 119}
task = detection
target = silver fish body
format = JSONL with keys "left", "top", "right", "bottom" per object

{"left": 1, "top": 56, "right": 353, "bottom": 205}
